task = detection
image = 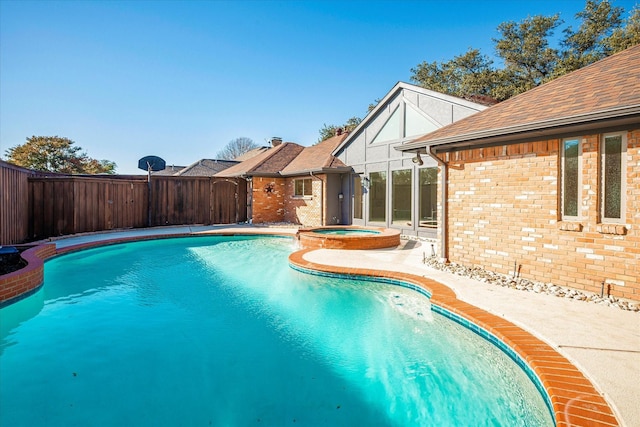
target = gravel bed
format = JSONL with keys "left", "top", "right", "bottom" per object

{"left": 423, "top": 257, "right": 639, "bottom": 312}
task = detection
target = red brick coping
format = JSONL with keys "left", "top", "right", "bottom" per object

{"left": 296, "top": 226, "right": 400, "bottom": 250}
{"left": 0, "top": 232, "right": 620, "bottom": 426}
{"left": 289, "top": 249, "right": 620, "bottom": 427}
{"left": 0, "top": 243, "right": 56, "bottom": 306}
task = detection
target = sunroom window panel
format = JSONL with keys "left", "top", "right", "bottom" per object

{"left": 419, "top": 168, "right": 438, "bottom": 228}
{"left": 369, "top": 172, "right": 386, "bottom": 222}
{"left": 392, "top": 169, "right": 412, "bottom": 226}
{"left": 372, "top": 107, "right": 400, "bottom": 144}
{"left": 405, "top": 105, "right": 438, "bottom": 138}
{"left": 353, "top": 176, "right": 363, "bottom": 219}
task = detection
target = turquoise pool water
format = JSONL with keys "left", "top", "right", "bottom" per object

{"left": 0, "top": 236, "right": 553, "bottom": 426}
{"left": 313, "top": 229, "right": 380, "bottom": 235}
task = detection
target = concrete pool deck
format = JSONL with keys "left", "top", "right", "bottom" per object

{"left": 44, "top": 225, "right": 640, "bottom": 426}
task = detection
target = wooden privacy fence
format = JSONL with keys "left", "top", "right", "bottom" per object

{"left": 29, "top": 175, "right": 149, "bottom": 240}
{"left": 1, "top": 161, "right": 33, "bottom": 245}
{"left": 1, "top": 161, "right": 247, "bottom": 244}
{"left": 150, "top": 176, "right": 247, "bottom": 227}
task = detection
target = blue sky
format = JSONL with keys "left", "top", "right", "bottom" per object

{"left": 1, "top": 0, "right": 637, "bottom": 174}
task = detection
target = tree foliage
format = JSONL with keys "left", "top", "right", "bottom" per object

{"left": 410, "top": 0, "right": 639, "bottom": 102}
{"left": 216, "top": 137, "right": 259, "bottom": 160}
{"left": 318, "top": 116, "right": 362, "bottom": 143}
{"left": 5, "top": 136, "right": 116, "bottom": 174}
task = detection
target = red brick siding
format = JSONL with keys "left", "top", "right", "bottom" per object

{"left": 251, "top": 177, "right": 286, "bottom": 223}
{"left": 442, "top": 130, "right": 639, "bottom": 301}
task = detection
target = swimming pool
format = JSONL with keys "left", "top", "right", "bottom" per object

{"left": 0, "top": 236, "right": 553, "bottom": 426}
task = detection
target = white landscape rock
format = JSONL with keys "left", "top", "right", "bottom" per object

{"left": 422, "top": 257, "right": 639, "bottom": 312}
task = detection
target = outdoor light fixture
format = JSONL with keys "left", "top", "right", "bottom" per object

{"left": 412, "top": 153, "right": 424, "bottom": 166}
{"left": 362, "top": 177, "right": 370, "bottom": 189}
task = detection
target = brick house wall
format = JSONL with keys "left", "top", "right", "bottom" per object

{"left": 284, "top": 176, "right": 324, "bottom": 226}
{"left": 440, "top": 130, "right": 639, "bottom": 301}
{"left": 251, "top": 177, "right": 286, "bottom": 223}
{"left": 250, "top": 175, "right": 328, "bottom": 226}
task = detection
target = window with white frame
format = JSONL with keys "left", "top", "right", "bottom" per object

{"left": 561, "top": 138, "right": 581, "bottom": 219}
{"left": 294, "top": 178, "right": 312, "bottom": 197}
{"left": 601, "top": 133, "right": 626, "bottom": 223}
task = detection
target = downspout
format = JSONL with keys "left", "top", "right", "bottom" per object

{"left": 426, "top": 146, "right": 448, "bottom": 262}
{"left": 310, "top": 171, "right": 324, "bottom": 226}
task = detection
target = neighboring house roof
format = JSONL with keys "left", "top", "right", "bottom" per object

{"left": 234, "top": 146, "right": 270, "bottom": 161}
{"left": 216, "top": 142, "right": 305, "bottom": 177}
{"left": 333, "top": 81, "right": 489, "bottom": 155}
{"left": 152, "top": 165, "right": 187, "bottom": 175}
{"left": 400, "top": 45, "right": 640, "bottom": 153}
{"left": 176, "top": 159, "right": 239, "bottom": 176}
{"left": 281, "top": 133, "right": 351, "bottom": 176}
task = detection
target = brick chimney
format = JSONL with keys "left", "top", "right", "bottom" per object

{"left": 271, "top": 137, "right": 282, "bottom": 147}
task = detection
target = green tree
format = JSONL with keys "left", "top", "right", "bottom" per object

{"left": 318, "top": 116, "right": 362, "bottom": 143}
{"left": 410, "top": 48, "right": 497, "bottom": 100}
{"left": 605, "top": 5, "right": 640, "bottom": 53}
{"left": 410, "top": 0, "right": 638, "bottom": 102}
{"left": 492, "top": 14, "right": 562, "bottom": 100}
{"left": 216, "top": 137, "right": 259, "bottom": 160}
{"left": 5, "top": 136, "right": 116, "bottom": 174}
{"left": 554, "top": 0, "right": 624, "bottom": 77}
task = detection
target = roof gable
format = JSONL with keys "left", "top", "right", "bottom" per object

{"left": 333, "top": 81, "right": 488, "bottom": 155}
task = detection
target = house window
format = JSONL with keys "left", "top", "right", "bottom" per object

{"left": 369, "top": 171, "right": 386, "bottom": 222}
{"left": 353, "top": 176, "right": 363, "bottom": 219}
{"left": 372, "top": 106, "right": 400, "bottom": 143}
{"left": 405, "top": 104, "right": 438, "bottom": 138}
{"left": 601, "top": 133, "right": 626, "bottom": 222}
{"left": 561, "top": 138, "right": 581, "bottom": 219}
{"left": 392, "top": 169, "right": 412, "bottom": 226}
{"left": 419, "top": 167, "right": 438, "bottom": 228}
{"left": 294, "top": 178, "right": 312, "bottom": 197}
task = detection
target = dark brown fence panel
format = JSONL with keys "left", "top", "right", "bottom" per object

{"left": 150, "top": 176, "right": 212, "bottom": 226}
{"left": 28, "top": 176, "right": 148, "bottom": 241}
{"left": 0, "top": 161, "right": 32, "bottom": 245}
{"left": 211, "top": 179, "right": 241, "bottom": 224}
{"left": 150, "top": 176, "right": 246, "bottom": 226}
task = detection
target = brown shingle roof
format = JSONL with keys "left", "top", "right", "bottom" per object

{"left": 176, "top": 159, "right": 239, "bottom": 176}
{"left": 400, "top": 45, "right": 640, "bottom": 151}
{"left": 234, "top": 147, "right": 270, "bottom": 161}
{"left": 215, "top": 142, "right": 304, "bottom": 177}
{"left": 281, "top": 133, "right": 350, "bottom": 175}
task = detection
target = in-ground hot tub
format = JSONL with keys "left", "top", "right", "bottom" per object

{"left": 296, "top": 226, "right": 400, "bottom": 250}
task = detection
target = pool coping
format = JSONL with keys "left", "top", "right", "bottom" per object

{"left": 289, "top": 248, "right": 621, "bottom": 427}
{"left": 0, "top": 229, "right": 621, "bottom": 426}
{"left": 296, "top": 226, "right": 401, "bottom": 250}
